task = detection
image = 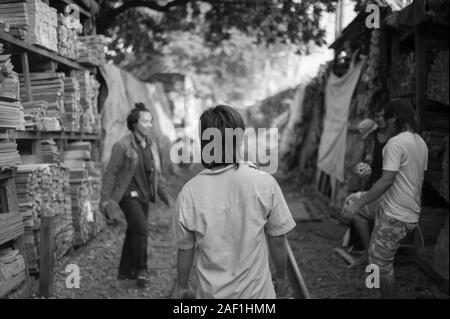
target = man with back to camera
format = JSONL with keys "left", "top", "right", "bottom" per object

{"left": 101, "top": 103, "right": 173, "bottom": 288}
{"left": 344, "top": 98, "right": 428, "bottom": 298}
{"left": 173, "top": 105, "right": 296, "bottom": 299}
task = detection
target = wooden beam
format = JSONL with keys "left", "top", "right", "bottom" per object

{"left": 20, "top": 52, "right": 32, "bottom": 102}
{"left": 0, "top": 31, "right": 87, "bottom": 71}
{"left": 39, "top": 216, "right": 55, "bottom": 298}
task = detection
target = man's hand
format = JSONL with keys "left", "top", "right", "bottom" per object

{"left": 342, "top": 200, "right": 360, "bottom": 220}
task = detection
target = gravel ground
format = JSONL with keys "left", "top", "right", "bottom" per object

{"left": 46, "top": 166, "right": 442, "bottom": 299}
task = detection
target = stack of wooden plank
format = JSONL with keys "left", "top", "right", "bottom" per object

{"left": 0, "top": 248, "right": 26, "bottom": 298}
{"left": 0, "top": 48, "right": 14, "bottom": 82}
{"left": 77, "top": 35, "right": 106, "bottom": 66}
{"left": 0, "top": 213, "right": 24, "bottom": 246}
{"left": 15, "top": 164, "right": 73, "bottom": 272}
{"left": 63, "top": 142, "right": 104, "bottom": 245}
{"left": 42, "top": 116, "right": 61, "bottom": 131}
{"left": 74, "top": 71, "right": 100, "bottom": 133}
{"left": 0, "top": 43, "right": 20, "bottom": 100}
{"left": 0, "top": 0, "right": 29, "bottom": 40}
{"left": 22, "top": 100, "right": 47, "bottom": 130}
{"left": 0, "top": 98, "right": 23, "bottom": 129}
{"left": 19, "top": 72, "right": 65, "bottom": 131}
{"left": 57, "top": 13, "right": 80, "bottom": 60}
{"left": 63, "top": 76, "right": 81, "bottom": 132}
{"left": 0, "top": 141, "right": 21, "bottom": 169}
{"left": 26, "top": 0, "right": 58, "bottom": 51}
{"left": 86, "top": 161, "right": 105, "bottom": 235}
{"left": 0, "top": 212, "right": 26, "bottom": 298}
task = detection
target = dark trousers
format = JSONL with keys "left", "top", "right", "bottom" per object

{"left": 118, "top": 197, "right": 149, "bottom": 276}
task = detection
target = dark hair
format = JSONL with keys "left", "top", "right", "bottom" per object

{"left": 385, "top": 98, "right": 420, "bottom": 134}
{"left": 199, "top": 105, "right": 245, "bottom": 169}
{"left": 127, "top": 103, "right": 151, "bottom": 131}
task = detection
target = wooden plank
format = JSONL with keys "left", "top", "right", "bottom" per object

{"left": 20, "top": 52, "right": 33, "bottom": 102}
{"left": 39, "top": 216, "right": 55, "bottom": 298}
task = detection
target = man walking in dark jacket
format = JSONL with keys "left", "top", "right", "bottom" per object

{"left": 101, "top": 103, "right": 172, "bottom": 287}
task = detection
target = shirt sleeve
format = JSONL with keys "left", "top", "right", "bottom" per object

{"left": 265, "top": 178, "right": 296, "bottom": 237}
{"left": 382, "top": 139, "right": 403, "bottom": 172}
{"left": 172, "top": 188, "right": 196, "bottom": 250}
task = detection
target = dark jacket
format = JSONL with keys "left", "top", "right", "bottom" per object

{"left": 101, "top": 134, "right": 171, "bottom": 207}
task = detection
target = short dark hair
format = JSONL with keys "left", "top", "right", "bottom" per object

{"left": 385, "top": 98, "right": 420, "bottom": 134}
{"left": 199, "top": 105, "right": 245, "bottom": 169}
{"left": 127, "top": 103, "right": 151, "bottom": 131}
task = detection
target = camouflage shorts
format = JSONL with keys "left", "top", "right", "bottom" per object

{"left": 368, "top": 210, "right": 416, "bottom": 275}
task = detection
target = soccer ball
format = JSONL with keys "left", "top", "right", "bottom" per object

{"left": 353, "top": 162, "right": 372, "bottom": 177}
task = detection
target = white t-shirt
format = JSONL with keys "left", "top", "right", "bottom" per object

{"left": 173, "top": 162, "right": 296, "bottom": 299}
{"left": 381, "top": 132, "right": 428, "bottom": 223}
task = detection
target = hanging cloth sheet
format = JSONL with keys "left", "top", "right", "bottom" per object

{"left": 317, "top": 57, "right": 366, "bottom": 182}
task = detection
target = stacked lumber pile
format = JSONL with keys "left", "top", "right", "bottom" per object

{"left": 75, "top": 71, "right": 100, "bottom": 133}
{"left": 86, "top": 161, "right": 105, "bottom": 235}
{"left": 0, "top": 0, "right": 57, "bottom": 51}
{"left": 63, "top": 76, "right": 81, "bottom": 132}
{"left": 427, "top": 50, "right": 449, "bottom": 106}
{"left": 0, "top": 141, "right": 21, "bottom": 169}
{"left": 0, "top": 0, "right": 28, "bottom": 39}
{"left": 25, "top": 0, "right": 58, "bottom": 51}
{"left": 0, "top": 98, "right": 24, "bottom": 129}
{"left": 43, "top": 116, "right": 61, "bottom": 131}
{"left": 63, "top": 142, "right": 104, "bottom": 245}
{"left": 0, "top": 212, "right": 26, "bottom": 298}
{"left": 15, "top": 164, "right": 73, "bottom": 272}
{"left": 0, "top": 44, "right": 20, "bottom": 101}
{"left": 78, "top": 35, "right": 106, "bottom": 66}
{"left": 22, "top": 100, "right": 46, "bottom": 130}
{"left": 0, "top": 213, "right": 24, "bottom": 247}
{"left": 20, "top": 72, "right": 65, "bottom": 131}
{"left": 57, "top": 13, "right": 80, "bottom": 60}
{"left": 20, "top": 139, "right": 59, "bottom": 164}
{"left": 0, "top": 248, "right": 26, "bottom": 298}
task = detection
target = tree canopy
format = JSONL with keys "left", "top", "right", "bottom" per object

{"left": 99, "top": 0, "right": 337, "bottom": 61}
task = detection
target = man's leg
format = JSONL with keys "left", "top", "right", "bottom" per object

{"left": 119, "top": 198, "right": 149, "bottom": 282}
{"left": 368, "top": 211, "right": 415, "bottom": 298}
{"left": 351, "top": 214, "right": 372, "bottom": 265}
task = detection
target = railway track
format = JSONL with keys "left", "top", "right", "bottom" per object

{"left": 286, "top": 237, "right": 311, "bottom": 299}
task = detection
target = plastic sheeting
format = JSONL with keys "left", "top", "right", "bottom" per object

{"left": 279, "top": 84, "right": 306, "bottom": 159}
{"left": 99, "top": 64, "right": 176, "bottom": 167}
{"left": 317, "top": 58, "right": 366, "bottom": 182}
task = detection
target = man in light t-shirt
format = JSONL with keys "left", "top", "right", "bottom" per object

{"left": 173, "top": 105, "right": 296, "bottom": 299}
{"left": 344, "top": 98, "right": 428, "bottom": 298}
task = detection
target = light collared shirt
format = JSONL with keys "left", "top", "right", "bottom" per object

{"left": 173, "top": 162, "right": 296, "bottom": 299}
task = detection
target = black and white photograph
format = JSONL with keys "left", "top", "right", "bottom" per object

{"left": 0, "top": 0, "right": 448, "bottom": 307}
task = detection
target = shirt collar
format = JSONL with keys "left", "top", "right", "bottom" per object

{"left": 199, "top": 161, "right": 257, "bottom": 175}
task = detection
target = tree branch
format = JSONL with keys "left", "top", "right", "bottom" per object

{"left": 98, "top": 0, "right": 273, "bottom": 31}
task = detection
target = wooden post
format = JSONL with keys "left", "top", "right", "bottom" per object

{"left": 20, "top": 52, "right": 33, "bottom": 102}
{"left": 39, "top": 216, "right": 55, "bottom": 298}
